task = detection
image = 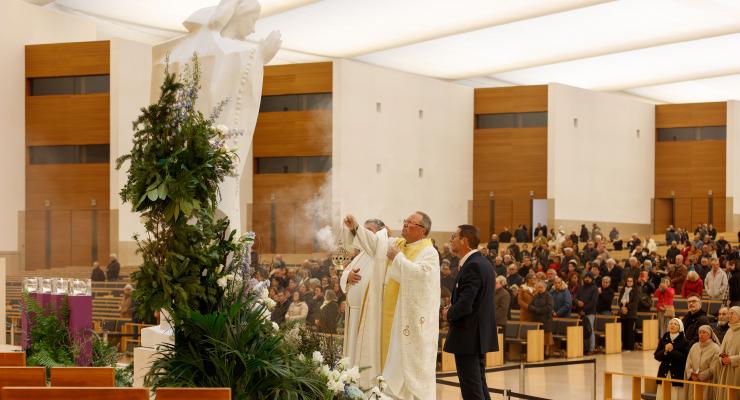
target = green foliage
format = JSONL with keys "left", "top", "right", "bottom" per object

{"left": 146, "top": 295, "right": 327, "bottom": 400}
{"left": 116, "top": 56, "right": 241, "bottom": 319}
{"left": 92, "top": 332, "right": 118, "bottom": 367}
{"left": 116, "top": 363, "right": 134, "bottom": 387}
{"left": 24, "top": 295, "right": 120, "bottom": 373}
{"left": 283, "top": 321, "right": 343, "bottom": 369}
{"left": 25, "top": 295, "right": 75, "bottom": 370}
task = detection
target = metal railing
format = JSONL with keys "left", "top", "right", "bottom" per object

{"left": 437, "top": 358, "right": 597, "bottom": 400}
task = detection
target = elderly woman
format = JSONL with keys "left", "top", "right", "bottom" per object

{"left": 684, "top": 325, "right": 720, "bottom": 400}
{"left": 681, "top": 270, "right": 703, "bottom": 298}
{"left": 528, "top": 280, "right": 554, "bottom": 355}
{"left": 654, "top": 318, "right": 689, "bottom": 400}
{"left": 518, "top": 274, "right": 537, "bottom": 322}
{"left": 550, "top": 277, "right": 572, "bottom": 318}
{"left": 712, "top": 306, "right": 740, "bottom": 400}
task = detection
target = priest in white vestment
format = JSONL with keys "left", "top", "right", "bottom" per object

{"left": 382, "top": 211, "right": 440, "bottom": 400}
{"left": 339, "top": 217, "right": 389, "bottom": 388}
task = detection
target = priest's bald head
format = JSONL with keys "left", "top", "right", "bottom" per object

{"left": 402, "top": 211, "right": 431, "bottom": 242}
{"left": 364, "top": 218, "right": 385, "bottom": 233}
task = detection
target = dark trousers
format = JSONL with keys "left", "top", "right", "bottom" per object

{"left": 621, "top": 317, "right": 636, "bottom": 350}
{"left": 454, "top": 353, "right": 490, "bottom": 400}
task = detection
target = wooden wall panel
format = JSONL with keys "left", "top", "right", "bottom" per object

{"left": 655, "top": 141, "right": 726, "bottom": 198}
{"left": 674, "top": 198, "right": 692, "bottom": 231}
{"left": 262, "top": 62, "right": 332, "bottom": 96}
{"left": 26, "top": 164, "right": 109, "bottom": 211}
{"left": 691, "top": 198, "right": 710, "bottom": 229}
{"left": 692, "top": 141, "right": 726, "bottom": 198}
{"left": 25, "top": 211, "right": 46, "bottom": 270}
{"left": 253, "top": 110, "right": 332, "bottom": 157}
{"left": 712, "top": 197, "right": 726, "bottom": 232}
{"left": 26, "top": 94, "right": 109, "bottom": 145}
{"left": 474, "top": 85, "right": 547, "bottom": 115}
{"left": 26, "top": 41, "right": 109, "bottom": 78}
{"left": 655, "top": 102, "right": 726, "bottom": 128}
{"left": 252, "top": 173, "right": 329, "bottom": 253}
{"left": 473, "top": 128, "right": 547, "bottom": 199}
{"left": 654, "top": 199, "right": 673, "bottom": 234}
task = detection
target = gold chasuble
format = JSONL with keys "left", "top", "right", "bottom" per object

{"left": 380, "top": 237, "right": 433, "bottom": 368}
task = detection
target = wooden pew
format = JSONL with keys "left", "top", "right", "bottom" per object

{"left": 155, "top": 387, "right": 232, "bottom": 400}
{"left": 0, "top": 352, "right": 25, "bottom": 367}
{"left": 552, "top": 318, "right": 582, "bottom": 358}
{"left": 2, "top": 387, "right": 149, "bottom": 400}
{"left": 51, "top": 367, "right": 115, "bottom": 387}
{"left": 0, "top": 367, "right": 46, "bottom": 387}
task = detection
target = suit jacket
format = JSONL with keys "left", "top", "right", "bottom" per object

{"left": 443, "top": 251, "right": 498, "bottom": 355}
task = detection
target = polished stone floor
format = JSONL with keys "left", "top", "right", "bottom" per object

{"left": 436, "top": 350, "right": 660, "bottom": 400}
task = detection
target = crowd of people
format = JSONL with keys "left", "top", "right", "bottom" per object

{"left": 264, "top": 255, "right": 346, "bottom": 334}
{"left": 436, "top": 222, "right": 740, "bottom": 393}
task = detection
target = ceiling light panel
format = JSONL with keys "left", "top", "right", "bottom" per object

{"left": 252, "top": 0, "right": 607, "bottom": 57}
{"left": 356, "top": 0, "right": 740, "bottom": 80}
{"left": 52, "top": 0, "right": 317, "bottom": 32}
{"left": 490, "top": 33, "right": 740, "bottom": 91}
{"left": 625, "top": 74, "right": 740, "bottom": 103}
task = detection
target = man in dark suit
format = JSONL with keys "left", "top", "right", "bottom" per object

{"left": 442, "top": 224, "right": 498, "bottom": 400}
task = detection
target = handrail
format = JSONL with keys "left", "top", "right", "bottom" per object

{"left": 604, "top": 370, "right": 740, "bottom": 400}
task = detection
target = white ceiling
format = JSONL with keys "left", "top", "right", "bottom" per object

{"left": 32, "top": 0, "right": 740, "bottom": 103}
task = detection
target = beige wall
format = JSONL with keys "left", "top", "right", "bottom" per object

{"left": 0, "top": 0, "right": 96, "bottom": 258}
{"left": 110, "top": 38, "right": 152, "bottom": 267}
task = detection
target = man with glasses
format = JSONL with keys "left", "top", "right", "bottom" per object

{"left": 682, "top": 295, "right": 710, "bottom": 347}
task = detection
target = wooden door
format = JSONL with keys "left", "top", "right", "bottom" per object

{"left": 691, "top": 197, "right": 709, "bottom": 229}
{"left": 674, "top": 198, "right": 692, "bottom": 230}
{"left": 512, "top": 198, "right": 532, "bottom": 235}
{"left": 712, "top": 197, "right": 726, "bottom": 232}
{"left": 50, "top": 211, "right": 71, "bottom": 269}
{"left": 25, "top": 211, "right": 47, "bottom": 270}
{"left": 493, "top": 199, "right": 513, "bottom": 236}
{"left": 654, "top": 198, "right": 673, "bottom": 234}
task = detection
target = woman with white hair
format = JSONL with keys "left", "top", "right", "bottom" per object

{"left": 654, "top": 318, "right": 688, "bottom": 400}
{"left": 684, "top": 325, "right": 720, "bottom": 400}
{"left": 712, "top": 306, "right": 740, "bottom": 399}
{"left": 681, "top": 270, "right": 703, "bottom": 298}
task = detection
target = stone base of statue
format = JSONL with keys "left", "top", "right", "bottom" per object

{"left": 133, "top": 309, "right": 174, "bottom": 387}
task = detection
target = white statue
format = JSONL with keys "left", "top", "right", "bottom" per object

{"left": 135, "top": 1, "right": 280, "bottom": 387}
{"left": 153, "top": 0, "right": 281, "bottom": 234}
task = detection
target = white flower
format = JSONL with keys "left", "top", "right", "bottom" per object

{"left": 345, "top": 366, "right": 360, "bottom": 384}
{"left": 201, "top": 269, "right": 208, "bottom": 277}
{"left": 329, "top": 369, "right": 341, "bottom": 383}
{"left": 320, "top": 364, "right": 331, "bottom": 377}
{"left": 327, "top": 378, "right": 345, "bottom": 394}
{"left": 376, "top": 376, "right": 387, "bottom": 391}
{"left": 216, "top": 124, "right": 229, "bottom": 135}
{"left": 312, "top": 351, "right": 324, "bottom": 365}
{"left": 271, "top": 322, "right": 279, "bottom": 331}
{"left": 338, "top": 357, "right": 352, "bottom": 370}
{"left": 297, "top": 353, "right": 306, "bottom": 362}
{"left": 224, "top": 273, "right": 234, "bottom": 281}
{"left": 216, "top": 276, "right": 228, "bottom": 288}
